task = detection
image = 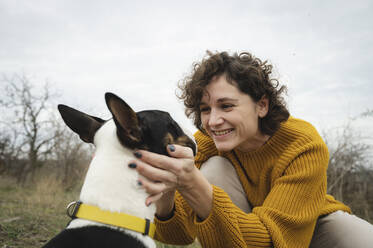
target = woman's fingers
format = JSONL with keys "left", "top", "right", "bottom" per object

{"left": 131, "top": 159, "right": 178, "bottom": 184}
{"left": 138, "top": 176, "right": 171, "bottom": 206}
{"left": 138, "top": 176, "right": 168, "bottom": 195}
{"left": 167, "top": 145, "right": 196, "bottom": 173}
{"left": 166, "top": 144, "right": 194, "bottom": 159}
{"left": 145, "top": 193, "right": 163, "bottom": 206}
{"left": 133, "top": 152, "right": 181, "bottom": 176}
{"left": 134, "top": 145, "right": 194, "bottom": 174}
{"left": 134, "top": 150, "right": 177, "bottom": 171}
{"left": 129, "top": 144, "right": 196, "bottom": 206}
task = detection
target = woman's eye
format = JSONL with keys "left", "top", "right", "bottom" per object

{"left": 221, "top": 104, "right": 233, "bottom": 110}
{"left": 200, "top": 107, "right": 210, "bottom": 113}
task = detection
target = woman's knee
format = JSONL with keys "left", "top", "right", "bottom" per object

{"left": 200, "top": 156, "right": 251, "bottom": 213}
{"left": 310, "top": 211, "right": 373, "bottom": 248}
{"left": 200, "top": 156, "right": 236, "bottom": 185}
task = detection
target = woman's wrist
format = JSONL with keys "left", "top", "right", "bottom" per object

{"left": 155, "top": 204, "right": 175, "bottom": 221}
{"left": 178, "top": 168, "right": 213, "bottom": 220}
{"left": 155, "top": 190, "right": 176, "bottom": 219}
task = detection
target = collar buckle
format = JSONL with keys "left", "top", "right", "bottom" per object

{"left": 66, "top": 201, "right": 82, "bottom": 218}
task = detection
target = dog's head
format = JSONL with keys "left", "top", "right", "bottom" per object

{"left": 58, "top": 92, "right": 196, "bottom": 156}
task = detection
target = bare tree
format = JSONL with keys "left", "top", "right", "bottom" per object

{"left": 357, "top": 109, "right": 373, "bottom": 119}
{"left": 51, "top": 121, "right": 92, "bottom": 190}
{"left": 325, "top": 123, "right": 370, "bottom": 197}
{"left": 0, "top": 73, "right": 59, "bottom": 184}
{"left": 0, "top": 132, "right": 13, "bottom": 174}
{"left": 324, "top": 112, "right": 373, "bottom": 223}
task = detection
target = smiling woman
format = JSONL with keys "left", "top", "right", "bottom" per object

{"left": 180, "top": 51, "right": 289, "bottom": 137}
{"left": 131, "top": 51, "right": 373, "bottom": 248}
{"left": 199, "top": 75, "right": 271, "bottom": 152}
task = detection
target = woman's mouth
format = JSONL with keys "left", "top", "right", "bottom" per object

{"left": 212, "top": 129, "right": 234, "bottom": 137}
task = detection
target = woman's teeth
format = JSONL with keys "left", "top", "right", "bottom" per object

{"left": 213, "top": 129, "right": 232, "bottom": 136}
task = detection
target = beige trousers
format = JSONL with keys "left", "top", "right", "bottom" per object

{"left": 200, "top": 156, "right": 373, "bottom": 248}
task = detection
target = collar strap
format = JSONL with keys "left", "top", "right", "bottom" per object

{"left": 66, "top": 201, "right": 155, "bottom": 238}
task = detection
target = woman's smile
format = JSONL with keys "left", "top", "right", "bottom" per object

{"left": 211, "top": 128, "right": 234, "bottom": 137}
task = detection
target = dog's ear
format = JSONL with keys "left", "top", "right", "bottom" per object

{"left": 105, "top": 93, "right": 142, "bottom": 147}
{"left": 58, "top": 104, "right": 105, "bottom": 143}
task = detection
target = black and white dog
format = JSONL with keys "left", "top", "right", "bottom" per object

{"left": 43, "top": 93, "right": 196, "bottom": 248}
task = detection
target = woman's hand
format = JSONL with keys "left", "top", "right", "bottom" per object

{"left": 128, "top": 144, "right": 195, "bottom": 215}
{"left": 129, "top": 144, "right": 213, "bottom": 220}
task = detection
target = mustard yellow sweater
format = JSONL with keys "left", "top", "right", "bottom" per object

{"left": 154, "top": 117, "right": 351, "bottom": 248}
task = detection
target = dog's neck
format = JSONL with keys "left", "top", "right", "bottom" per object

{"left": 69, "top": 120, "right": 156, "bottom": 223}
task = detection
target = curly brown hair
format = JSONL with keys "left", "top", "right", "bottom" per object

{"left": 178, "top": 51, "right": 290, "bottom": 136}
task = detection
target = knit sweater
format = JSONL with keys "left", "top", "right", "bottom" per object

{"left": 154, "top": 117, "right": 351, "bottom": 248}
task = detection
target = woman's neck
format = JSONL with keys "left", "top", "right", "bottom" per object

{"left": 236, "top": 133, "right": 271, "bottom": 152}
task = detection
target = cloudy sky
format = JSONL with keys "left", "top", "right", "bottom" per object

{"left": 1, "top": 0, "right": 372, "bottom": 146}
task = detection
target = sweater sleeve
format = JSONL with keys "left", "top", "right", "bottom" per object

{"left": 154, "top": 191, "right": 196, "bottom": 245}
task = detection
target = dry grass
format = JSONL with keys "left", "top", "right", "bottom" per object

{"left": 0, "top": 175, "right": 200, "bottom": 248}
{"left": 0, "top": 175, "right": 77, "bottom": 247}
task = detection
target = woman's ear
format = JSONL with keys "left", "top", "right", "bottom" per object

{"left": 257, "top": 95, "right": 269, "bottom": 118}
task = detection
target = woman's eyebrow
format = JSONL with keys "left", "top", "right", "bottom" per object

{"left": 199, "top": 97, "right": 238, "bottom": 106}
{"left": 217, "top": 97, "right": 238, "bottom": 103}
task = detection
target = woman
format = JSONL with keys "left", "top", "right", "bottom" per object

{"left": 128, "top": 51, "right": 373, "bottom": 247}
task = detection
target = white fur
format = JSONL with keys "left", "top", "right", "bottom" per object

{"left": 66, "top": 120, "right": 156, "bottom": 248}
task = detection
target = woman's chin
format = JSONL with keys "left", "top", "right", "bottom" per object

{"left": 214, "top": 142, "right": 234, "bottom": 152}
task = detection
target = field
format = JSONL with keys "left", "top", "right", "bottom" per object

{"left": 2, "top": 169, "right": 371, "bottom": 247}
{"left": 0, "top": 175, "right": 200, "bottom": 248}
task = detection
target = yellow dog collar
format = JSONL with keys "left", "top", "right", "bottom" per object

{"left": 66, "top": 201, "right": 155, "bottom": 238}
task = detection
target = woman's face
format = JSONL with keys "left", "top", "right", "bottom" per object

{"left": 200, "top": 75, "right": 269, "bottom": 152}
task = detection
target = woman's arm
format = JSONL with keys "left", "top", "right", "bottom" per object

{"left": 131, "top": 142, "right": 335, "bottom": 248}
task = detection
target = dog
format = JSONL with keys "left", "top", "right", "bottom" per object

{"left": 42, "top": 92, "right": 196, "bottom": 248}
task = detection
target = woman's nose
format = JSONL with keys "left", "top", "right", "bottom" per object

{"left": 208, "top": 109, "right": 224, "bottom": 126}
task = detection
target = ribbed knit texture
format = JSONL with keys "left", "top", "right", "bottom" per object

{"left": 154, "top": 117, "right": 351, "bottom": 248}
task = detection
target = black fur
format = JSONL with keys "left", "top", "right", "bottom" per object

{"left": 43, "top": 226, "right": 147, "bottom": 248}
{"left": 137, "top": 110, "right": 194, "bottom": 155}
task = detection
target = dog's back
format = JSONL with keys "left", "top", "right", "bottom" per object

{"left": 43, "top": 226, "right": 148, "bottom": 248}
{"left": 43, "top": 93, "right": 195, "bottom": 248}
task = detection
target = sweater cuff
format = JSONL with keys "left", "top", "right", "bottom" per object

{"left": 155, "top": 205, "right": 175, "bottom": 221}
{"left": 154, "top": 193, "right": 195, "bottom": 245}
{"left": 193, "top": 185, "right": 247, "bottom": 247}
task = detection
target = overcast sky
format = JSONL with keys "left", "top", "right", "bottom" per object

{"left": 1, "top": 0, "right": 372, "bottom": 147}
